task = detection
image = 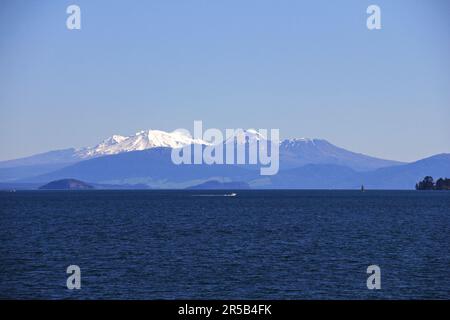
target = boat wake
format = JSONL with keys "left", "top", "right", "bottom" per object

{"left": 192, "top": 193, "right": 237, "bottom": 197}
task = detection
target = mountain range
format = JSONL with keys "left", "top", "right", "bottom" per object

{"left": 0, "top": 129, "right": 448, "bottom": 189}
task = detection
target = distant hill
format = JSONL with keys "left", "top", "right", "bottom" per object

{"left": 39, "top": 179, "right": 94, "bottom": 190}
{"left": 23, "top": 148, "right": 258, "bottom": 188}
{"left": 268, "top": 164, "right": 362, "bottom": 189}
{"left": 0, "top": 163, "right": 71, "bottom": 182}
{"left": 362, "top": 153, "right": 450, "bottom": 189}
{"left": 0, "top": 148, "right": 80, "bottom": 169}
{"left": 187, "top": 180, "right": 250, "bottom": 190}
{"left": 19, "top": 150, "right": 450, "bottom": 190}
{"left": 267, "top": 154, "right": 450, "bottom": 189}
{"left": 0, "top": 181, "right": 149, "bottom": 190}
{"left": 279, "top": 138, "right": 403, "bottom": 171}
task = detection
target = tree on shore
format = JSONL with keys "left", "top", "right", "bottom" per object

{"left": 416, "top": 176, "right": 434, "bottom": 190}
{"left": 416, "top": 176, "right": 450, "bottom": 190}
{"left": 435, "top": 178, "right": 450, "bottom": 190}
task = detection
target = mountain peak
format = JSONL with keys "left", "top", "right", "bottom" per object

{"left": 224, "top": 129, "right": 268, "bottom": 144}
{"left": 283, "top": 137, "right": 316, "bottom": 144}
{"left": 76, "top": 129, "right": 209, "bottom": 158}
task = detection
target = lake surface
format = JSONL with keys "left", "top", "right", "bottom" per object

{"left": 0, "top": 190, "right": 449, "bottom": 299}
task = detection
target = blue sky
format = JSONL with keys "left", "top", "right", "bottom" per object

{"left": 0, "top": 0, "right": 449, "bottom": 162}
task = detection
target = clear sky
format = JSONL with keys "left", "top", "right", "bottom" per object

{"left": 0, "top": 0, "right": 449, "bottom": 162}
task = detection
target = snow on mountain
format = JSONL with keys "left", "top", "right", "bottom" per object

{"left": 224, "top": 128, "right": 268, "bottom": 144}
{"left": 76, "top": 129, "right": 210, "bottom": 158}
{"left": 78, "top": 128, "right": 273, "bottom": 159}
{"left": 281, "top": 138, "right": 316, "bottom": 145}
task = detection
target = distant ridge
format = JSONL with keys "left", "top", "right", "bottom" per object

{"left": 187, "top": 180, "right": 250, "bottom": 190}
{"left": 12, "top": 151, "right": 450, "bottom": 190}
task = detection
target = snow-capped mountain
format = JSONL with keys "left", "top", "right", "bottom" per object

{"left": 279, "top": 138, "right": 403, "bottom": 171}
{"left": 76, "top": 129, "right": 210, "bottom": 159}
{"left": 0, "top": 128, "right": 407, "bottom": 183}
{"left": 77, "top": 128, "right": 273, "bottom": 159}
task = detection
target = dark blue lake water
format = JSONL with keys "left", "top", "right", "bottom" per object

{"left": 0, "top": 190, "right": 449, "bottom": 299}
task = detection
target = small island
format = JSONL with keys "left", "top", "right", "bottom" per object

{"left": 415, "top": 176, "right": 450, "bottom": 190}
{"left": 187, "top": 180, "right": 250, "bottom": 190}
{"left": 39, "top": 179, "right": 94, "bottom": 190}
